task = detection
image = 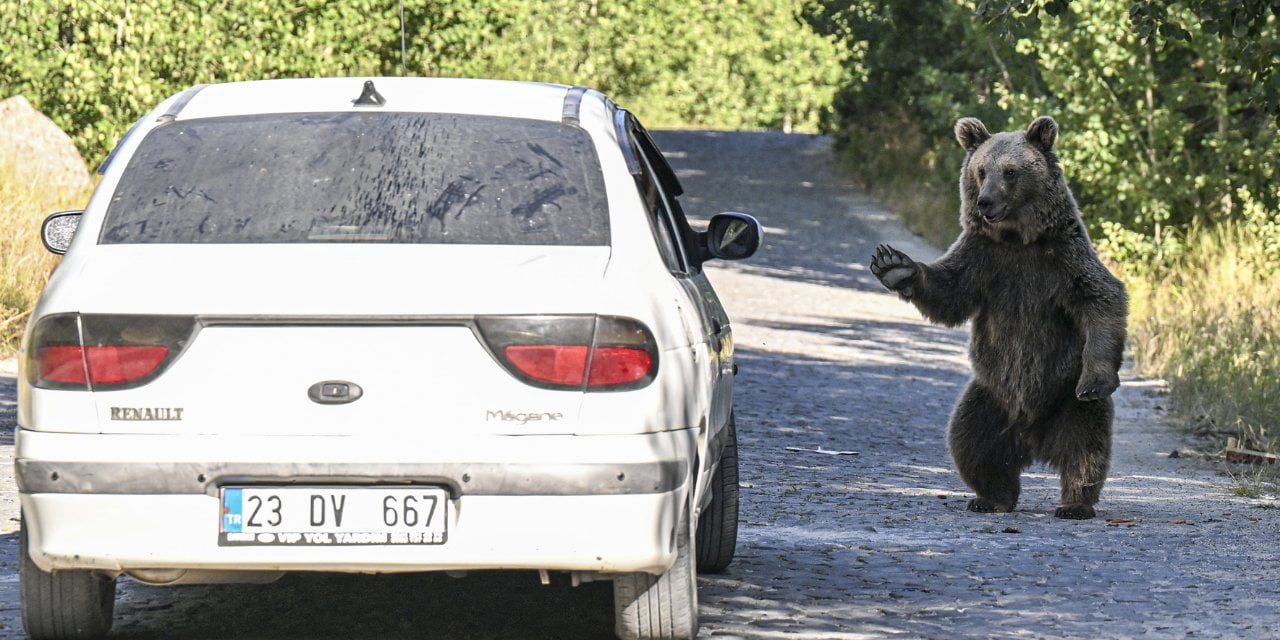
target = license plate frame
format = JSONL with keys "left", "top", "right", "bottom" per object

{"left": 219, "top": 485, "right": 450, "bottom": 546}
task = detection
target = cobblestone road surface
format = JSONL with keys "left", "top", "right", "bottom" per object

{"left": 1, "top": 131, "right": 1277, "bottom": 638}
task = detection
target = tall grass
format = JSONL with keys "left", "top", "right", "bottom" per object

{"left": 0, "top": 160, "right": 90, "bottom": 354}
{"left": 1127, "top": 224, "right": 1280, "bottom": 460}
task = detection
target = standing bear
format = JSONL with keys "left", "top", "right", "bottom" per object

{"left": 870, "top": 116, "right": 1128, "bottom": 519}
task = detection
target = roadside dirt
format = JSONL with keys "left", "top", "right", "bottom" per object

{"left": 0, "top": 131, "right": 1276, "bottom": 639}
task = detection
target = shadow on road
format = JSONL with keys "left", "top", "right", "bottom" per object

{"left": 111, "top": 571, "right": 613, "bottom": 639}
{"left": 0, "top": 528, "right": 613, "bottom": 639}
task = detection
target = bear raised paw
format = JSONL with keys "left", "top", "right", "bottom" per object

{"left": 871, "top": 115, "right": 1129, "bottom": 520}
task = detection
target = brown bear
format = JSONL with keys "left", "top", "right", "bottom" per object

{"left": 869, "top": 115, "right": 1128, "bottom": 519}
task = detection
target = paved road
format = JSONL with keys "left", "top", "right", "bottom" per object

{"left": 2, "top": 131, "right": 1278, "bottom": 638}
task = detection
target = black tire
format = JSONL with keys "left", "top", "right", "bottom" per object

{"left": 613, "top": 506, "right": 698, "bottom": 640}
{"left": 696, "top": 414, "right": 739, "bottom": 573}
{"left": 20, "top": 516, "right": 116, "bottom": 640}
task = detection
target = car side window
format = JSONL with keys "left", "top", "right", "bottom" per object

{"left": 629, "top": 139, "right": 686, "bottom": 274}
{"left": 628, "top": 120, "right": 700, "bottom": 276}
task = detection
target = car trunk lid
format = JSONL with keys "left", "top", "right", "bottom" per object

{"left": 46, "top": 245, "right": 612, "bottom": 437}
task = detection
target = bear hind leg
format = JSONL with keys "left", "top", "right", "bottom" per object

{"left": 1043, "top": 398, "right": 1113, "bottom": 520}
{"left": 949, "top": 384, "right": 1024, "bottom": 514}
{"left": 1053, "top": 467, "right": 1106, "bottom": 520}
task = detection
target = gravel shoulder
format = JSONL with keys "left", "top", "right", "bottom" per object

{"left": 0, "top": 131, "right": 1276, "bottom": 638}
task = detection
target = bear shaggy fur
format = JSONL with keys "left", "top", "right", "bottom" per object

{"left": 869, "top": 116, "right": 1128, "bottom": 519}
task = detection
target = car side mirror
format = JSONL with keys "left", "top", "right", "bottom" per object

{"left": 703, "top": 212, "right": 762, "bottom": 261}
{"left": 42, "top": 210, "right": 83, "bottom": 255}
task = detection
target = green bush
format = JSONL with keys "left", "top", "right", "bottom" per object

{"left": 994, "top": 0, "right": 1280, "bottom": 275}
{"left": 414, "top": 1, "right": 847, "bottom": 133}
{"left": 0, "top": 0, "right": 396, "bottom": 163}
{"left": 0, "top": 0, "right": 847, "bottom": 165}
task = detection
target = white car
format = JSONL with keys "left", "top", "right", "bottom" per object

{"left": 17, "top": 77, "right": 760, "bottom": 640}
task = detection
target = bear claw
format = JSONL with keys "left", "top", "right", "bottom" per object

{"left": 1054, "top": 504, "right": 1097, "bottom": 520}
{"left": 966, "top": 497, "right": 1014, "bottom": 513}
{"left": 1076, "top": 374, "right": 1119, "bottom": 401}
{"left": 1076, "top": 388, "right": 1101, "bottom": 401}
{"left": 870, "top": 244, "right": 918, "bottom": 291}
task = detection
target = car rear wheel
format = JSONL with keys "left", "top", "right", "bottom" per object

{"left": 612, "top": 505, "right": 698, "bottom": 640}
{"left": 20, "top": 516, "right": 116, "bottom": 640}
{"left": 696, "top": 413, "right": 739, "bottom": 573}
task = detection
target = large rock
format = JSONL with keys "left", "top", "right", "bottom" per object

{"left": 0, "top": 95, "right": 93, "bottom": 195}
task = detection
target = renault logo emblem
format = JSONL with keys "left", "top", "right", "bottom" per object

{"left": 308, "top": 380, "right": 363, "bottom": 405}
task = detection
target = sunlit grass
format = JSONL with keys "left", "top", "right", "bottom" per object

{"left": 0, "top": 160, "right": 90, "bottom": 354}
{"left": 1127, "top": 222, "right": 1280, "bottom": 477}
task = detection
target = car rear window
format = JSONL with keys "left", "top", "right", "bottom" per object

{"left": 99, "top": 112, "right": 610, "bottom": 245}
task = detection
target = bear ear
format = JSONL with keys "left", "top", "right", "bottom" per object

{"left": 1026, "top": 116, "right": 1058, "bottom": 152}
{"left": 954, "top": 117, "right": 991, "bottom": 152}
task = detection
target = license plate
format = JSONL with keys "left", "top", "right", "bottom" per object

{"left": 219, "top": 486, "right": 449, "bottom": 546}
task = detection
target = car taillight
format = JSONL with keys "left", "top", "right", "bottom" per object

{"left": 502, "top": 345, "right": 592, "bottom": 387}
{"left": 26, "top": 314, "right": 196, "bottom": 390}
{"left": 476, "top": 315, "right": 658, "bottom": 391}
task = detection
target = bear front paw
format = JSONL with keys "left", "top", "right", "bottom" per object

{"left": 870, "top": 244, "right": 919, "bottom": 293}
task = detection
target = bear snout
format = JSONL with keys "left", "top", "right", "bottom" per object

{"left": 976, "top": 196, "right": 1007, "bottom": 222}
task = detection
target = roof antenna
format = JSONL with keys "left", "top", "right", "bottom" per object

{"left": 354, "top": 80, "right": 386, "bottom": 107}
{"left": 399, "top": 0, "right": 407, "bottom": 77}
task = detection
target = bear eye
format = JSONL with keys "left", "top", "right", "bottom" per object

{"left": 1003, "top": 167, "right": 1017, "bottom": 178}
{"left": 976, "top": 167, "right": 986, "bottom": 180}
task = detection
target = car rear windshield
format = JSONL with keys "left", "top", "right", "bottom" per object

{"left": 99, "top": 112, "right": 610, "bottom": 245}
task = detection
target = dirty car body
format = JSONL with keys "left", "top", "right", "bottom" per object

{"left": 17, "top": 77, "right": 761, "bottom": 640}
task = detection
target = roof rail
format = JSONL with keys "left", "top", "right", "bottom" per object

{"left": 155, "top": 84, "right": 210, "bottom": 124}
{"left": 100, "top": 83, "right": 209, "bottom": 174}
{"left": 562, "top": 86, "right": 590, "bottom": 124}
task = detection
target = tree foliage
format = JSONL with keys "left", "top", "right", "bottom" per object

{"left": 0, "top": 0, "right": 397, "bottom": 161}
{"left": 408, "top": 0, "right": 846, "bottom": 133}
{"left": 0, "top": 0, "right": 846, "bottom": 164}
{"left": 812, "top": 0, "right": 1013, "bottom": 140}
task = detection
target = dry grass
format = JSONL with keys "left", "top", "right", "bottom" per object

{"left": 0, "top": 160, "right": 91, "bottom": 353}
{"left": 1127, "top": 222, "right": 1280, "bottom": 478}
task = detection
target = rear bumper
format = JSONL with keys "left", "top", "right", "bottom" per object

{"left": 16, "top": 459, "right": 683, "bottom": 497}
{"left": 16, "top": 428, "right": 695, "bottom": 576}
